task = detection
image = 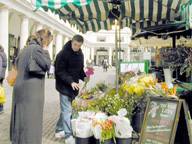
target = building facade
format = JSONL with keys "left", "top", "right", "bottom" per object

{"left": 0, "top": 0, "right": 132, "bottom": 73}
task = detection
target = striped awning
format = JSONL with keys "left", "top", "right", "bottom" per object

{"left": 181, "top": 1, "right": 192, "bottom": 29}
{"left": 30, "top": 0, "right": 191, "bottom": 34}
{"left": 31, "top": 0, "right": 94, "bottom": 11}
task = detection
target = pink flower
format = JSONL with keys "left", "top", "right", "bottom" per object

{"left": 85, "top": 67, "right": 95, "bottom": 76}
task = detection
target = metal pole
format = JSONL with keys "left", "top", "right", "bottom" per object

{"left": 119, "top": 22, "right": 121, "bottom": 61}
{"left": 172, "top": 35, "right": 176, "bottom": 48}
{"left": 115, "top": 19, "right": 119, "bottom": 94}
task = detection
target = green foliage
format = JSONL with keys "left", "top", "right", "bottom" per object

{"left": 180, "top": 57, "right": 192, "bottom": 77}
{"left": 161, "top": 45, "right": 187, "bottom": 68}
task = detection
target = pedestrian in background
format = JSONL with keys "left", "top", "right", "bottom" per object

{"left": 54, "top": 34, "right": 90, "bottom": 144}
{"left": 0, "top": 44, "right": 7, "bottom": 113}
{"left": 10, "top": 29, "right": 52, "bottom": 144}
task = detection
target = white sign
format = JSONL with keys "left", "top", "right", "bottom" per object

{"left": 143, "top": 52, "right": 151, "bottom": 60}
{"left": 120, "top": 63, "right": 145, "bottom": 73}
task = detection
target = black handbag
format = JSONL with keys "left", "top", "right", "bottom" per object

{"left": 26, "top": 47, "right": 45, "bottom": 75}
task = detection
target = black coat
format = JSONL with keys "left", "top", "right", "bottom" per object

{"left": 55, "top": 40, "right": 86, "bottom": 100}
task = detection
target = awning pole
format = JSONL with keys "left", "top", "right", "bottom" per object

{"left": 119, "top": 21, "right": 121, "bottom": 61}
{"left": 115, "top": 19, "right": 119, "bottom": 94}
{"left": 172, "top": 35, "right": 176, "bottom": 48}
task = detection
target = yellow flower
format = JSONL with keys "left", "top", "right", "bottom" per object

{"left": 138, "top": 75, "right": 153, "bottom": 86}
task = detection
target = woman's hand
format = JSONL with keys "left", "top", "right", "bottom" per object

{"left": 71, "top": 82, "right": 81, "bottom": 90}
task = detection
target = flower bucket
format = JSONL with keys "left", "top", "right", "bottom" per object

{"left": 131, "top": 107, "right": 146, "bottom": 133}
{"left": 75, "top": 136, "right": 96, "bottom": 144}
{"left": 96, "top": 138, "right": 112, "bottom": 144}
{"left": 116, "top": 137, "right": 132, "bottom": 144}
{"left": 163, "top": 68, "right": 173, "bottom": 88}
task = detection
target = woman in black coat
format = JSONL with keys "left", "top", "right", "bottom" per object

{"left": 10, "top": 29, "right": 52, "bottom": 144}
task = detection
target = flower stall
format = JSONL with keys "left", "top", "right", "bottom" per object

{"left": 72, "top": 67, "right": 181, "bottom": 144}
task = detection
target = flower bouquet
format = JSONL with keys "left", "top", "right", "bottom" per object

{"left": 91, "top": 118, "right": 116, "bottom": 144}
{"left": 72, "top": 67, "right": 96, "bottom": 117}
{"left": 118, "top": 71, "right": 136, "bottom": 84}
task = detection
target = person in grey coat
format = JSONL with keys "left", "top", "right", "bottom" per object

{"left": 10, "top": 29, "right": 52, "bottom": 144}
{"left": 0, "top": 44, "right": 7, "bottom": 113}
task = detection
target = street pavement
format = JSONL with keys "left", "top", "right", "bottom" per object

{"left": 0, "top": 66, "right": 116, "bottom": 144}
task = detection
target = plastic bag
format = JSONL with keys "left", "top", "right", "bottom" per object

{"left": 109, "top": 109, "right": 133, "bottom": 138}
{"left": 91, "top": 124, "right": 102, "bottom": 139}
{"left": 94, "top": 112, "right": 108, "bottom": 122}
{"left": 71, "top": 118, "right": 93, "bottom": 138}
{"left": 0, "top": 85, "right": 6, "bottom": 103}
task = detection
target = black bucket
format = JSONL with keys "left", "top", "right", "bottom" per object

{"left": 116, "top": 137, "right": 132, "bottom": 144}
{"left": 75, "top": 136, "right": 96, "bottom": 144}
{"left": 131, "top": 107, "right": 146, "bottom": 133}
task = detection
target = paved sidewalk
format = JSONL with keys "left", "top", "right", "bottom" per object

{"left": 0, "top": 66, "right": 116, "bottom": 144}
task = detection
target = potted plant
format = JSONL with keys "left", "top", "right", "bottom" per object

{"left": 179, "top": 45, "right": 192, "bottom": 83}
{"left": 161, "top": 45, "right": 189, "bottom": 84}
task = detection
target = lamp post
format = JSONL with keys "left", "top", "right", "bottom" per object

{"left": 115, "top": 19, "right": 119, "bottom": 94}
{"left": 109, "top": 5, "right": 120, "bottom": 94}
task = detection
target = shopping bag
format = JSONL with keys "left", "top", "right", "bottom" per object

{"left": 6, "top": 66, "right": 18, "bottom": 86}
{"left": 0, "top": 85, "right": 5, "bottom": 103}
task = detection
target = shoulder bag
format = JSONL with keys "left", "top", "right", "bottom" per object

{"left": 26, "top": 47, "right": 45, "bottom": 75}
{"left": 6, "top": 66, "right": 18, "bottom": 86}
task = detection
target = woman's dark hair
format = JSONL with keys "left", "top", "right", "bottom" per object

{"left": 32, "top": 29, "right": 53, "bottom": 47}
{"left": 72, "top": 34, "right": 84, "bottom": 43}
{"left": 0, "top": 44, "right": 4, "bottom": 51}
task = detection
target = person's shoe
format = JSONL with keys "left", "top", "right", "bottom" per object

{"left": 55, "top": 131, "right": 65, "bottom": 138}
{"left": 65, "top": 136, "right": 75, "bottom": 144}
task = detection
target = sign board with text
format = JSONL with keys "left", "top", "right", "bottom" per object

{"left": 119, "top": 61, "right": 148, "bottom": 74}
{"left": 139, "top": 97, "right": 192, "bottom": 144}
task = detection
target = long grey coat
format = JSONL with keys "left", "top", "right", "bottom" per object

{"left": 10, "top": 40, "right": 51, "bottom": 144}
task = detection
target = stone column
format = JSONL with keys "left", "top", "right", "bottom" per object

{"left": 63, "top": 36, "right": 69, "bottom": 45}
{"left": 55, "top": 32, "right": 63, "bottom": 55}
{"left": 87, "top": 46, "right": 90, "bottom": 60}
{"left": 19, "top": 15, "right": 29, "bottom": 49}
{"left": 82, "top": 45, "right": 86, "bottom": 66}
{"left": 127, "top": 47, "right": 130, "bottom": 62}
{"left": 48, "top": 29, "right": 53, "bottom": 60}
{"left": 91, "top": 47, "right": 94, "bottom": 60}
{"left": 85, "top": 46, "right": 89, "bottom": 62}
{"left": 109, "top": 48, "right": 112, "bottom": 66}
{"left": 36, "top": 23, "right": 43, "bottom": 31}
{"left": 0, "top": 6, "right": 9, "bottom": 73}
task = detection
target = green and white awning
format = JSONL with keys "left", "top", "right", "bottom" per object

{"left": 181, "top": 1, "right": 192, "bottom": 29}
{"left": 31, "top": 0, "right": 94, "bottom": 11}
{"left": 30, "top": 0, "right": 191, "bottom": 34}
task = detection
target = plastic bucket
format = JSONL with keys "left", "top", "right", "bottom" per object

{"left": 116, "top": 137, "right": 132, "bottom": 144}
{"left": 131, "top": 107, "right": 145, "bottom": 133}
{"left": 75, "top": 136, "right": 95, "bottom": 144}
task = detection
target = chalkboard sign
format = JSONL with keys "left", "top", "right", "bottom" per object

{"left": 139, "top": 97, "right": 192, "bottom": 144}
